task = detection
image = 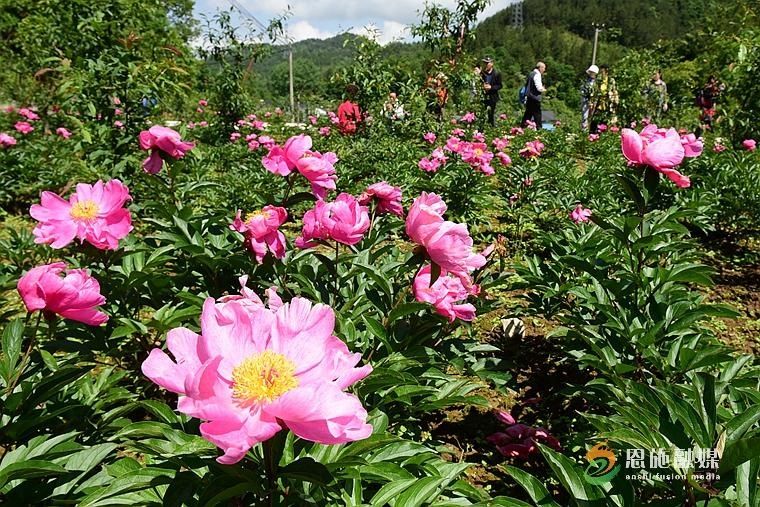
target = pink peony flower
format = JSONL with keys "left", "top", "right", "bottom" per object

{"left": 247, "top": 140, "right": 260, "bottom": 151}
{"left": 460, "top": 142, "right": 494, "bottom": 173}
{"left": 525, "top": 120, "right": 537, "bottom": 130}
{"left": 472, "top": 131, "right": 485, "bottom": 142}
{"left": 554, "top": 120, "right": 562, "bottom": 128}
{"left": 114, "top": 120, "right": 124, "bottom": 129}
{"left": 570, "top": 204, "right": 592, "bottom": 223}
{"left": 139, "top": 126, "right": 194, "bottom": 174}
{"left": 231, "top": 206, "right": 288, "bottom": 263}
{"left": 418, "top": 156, "right": 441, "bottom": 173}
{"left": 358, "top": 181, "right": 403, "bottom": 217}
{"left": 309, "top": 115, "right": 318, "bottom": 125}
{"left": 621, "top": 125, "right": 690, "bottom": 188}
{"left": 115, "top": 108, "right": 123, "bottom": 116}
{"left": 406, "top": 193, "right": 486, "bottom": 286}
{"left": 497, "top": 152, "right": 512, "bottom": 166}
{"left": 597, "top": 123, "right": 608, "bottom": 132}
{"left": 230, "top": 132, "right": 241, "bottom": 142}
{"left": 30, "top": 179, "right": 133, "bottom": 250}
{"left": 0, "top": 133, "right": 17, "bottom": 148}
{"left": 296, "top": 193, "right": 370, "bottom": 248}
{"left": 413, "top": 265, "right": 477, "bottom": 322}
{"left": 680, "top": 133, "right": 704, "bottom": 157}
{"left": 17, "top": 262, "right": 108, "bottom": 325}
{"left": 461, "top": 112, "right": 476, "bottom": 124}
{"left": 15, "top": 121, "right": 34, "bottom": 134}
{"left": 492, "top": 137, "right": 509, "bottom": 151}
{"left": 141, "top": 289, "right": 373, "bottom": 464}
{"left": 423, "top": 132, "right": 437, "bottom": 144}
{"left": 56, "top": 127, "right": 72, "bottom": 139}
{"left": 487, "top": 411, "right": 561, "bottom": 459}
{"left": 588, "top": 133, "right": 600, "bottom": 142}
{"left": 713, "top": 142, "right": 727, "bottom": 153}
{"left": 510, "top": 127, "right": 524, "bottom": 136}
{"left": 431, "top": 147, "right": 448, "bottom": 163}
{"left": 296, "top": 150, "right": 338, "bottom": 200}
{"left": 445, "top": 136, "right": 463, "bottom": 153}
{"left": 199, "top": 121, "right": 208, "bottom": 127}
{"left": 610, "top": 126, "right": 620, "bottom": 133}
{"left": 519, "top": 140, "right": 545, "bottom": 158}
{"left": 743, "top": 139, "right": 757, "bottom": 151}
{"left": 18, "top": 108, "right": 39, "bottom": 121}
{"left": 451, "top": 128, "right": 465, "bottom": 137}
{"left": 318, "top": 126, "right": 331, "bottom": 137}
{"left": 499, "top": 113, "right": 508, "bottom": 121}
{"left": 198, "top": 99, "right": 208, "bottom": 107}
{"left": 262, "top": 135, "right": 311, "bottom": 176}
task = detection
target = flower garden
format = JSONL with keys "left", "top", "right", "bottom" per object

{"left": 1, "top": 2, "right": 760, "bottom": 506}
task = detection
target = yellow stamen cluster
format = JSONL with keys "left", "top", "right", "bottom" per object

{"left": 245, "top": 210, "right": 268, "bottom": 223}
{"left": 231, "top": 351, "right": 298, "bottom": 404}
{"left": 70, "top": 200, "right": 99, "bottom": 221}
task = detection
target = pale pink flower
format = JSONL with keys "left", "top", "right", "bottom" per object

{"left": 17, "top": 262, "right": 108, "bottom": 325}
{"left": 510, "top": 127, "right": 524, "bottom": 136}
{"left": 199, "top": 121, "right": 208, "bottom": 127}
{"left": 14, "top": 121, "right": 34, "bottom": 134}
{"left": 597, "top": 123, "right": 608, "bottom": 132}
{"left": 413, "top": 265, "right": 477, "bottom": 322}
{"left": 554, "top": 120, "right": 562, "bottom": 128}
{"left": 472, "top": 131, "right": 485, "bottom": 142}
{"left": 114, "top": 120, "right": 124, "bottom": 129}
{"left": 570, "top": 204, "right": 592, "bottom": 223}
{"left": 30, "top": 179, "right": 133, "bottom": 250}
{"left": 56, "top": 127, "right": 72, "bottom": 139}
{"left": 588, "top": 133, "right": 600, "bottom": 142}
{"left": 431, "top": 147, "right": 448, "bottom": 163}
{"left": 18, "top": 108, "right": 39, "bottom": 121}
{"left": 497, "top": 152, "right": 512, "bottom": 166}
{"left": 525, "top": 120, "right": 537, "bottom": 130}
{"left": 499, "top": 113, "right": 508, "bottom": 120}
{"left": 0, "top": 133, "right": 17, "bottom": 148}
{"left": 461, "top": 112, "right": 476, "bottom": 123}
{"left": 423, "top": 132, "right": 436, "bottom": 144}
{"left": 519, "top": 140, "right": 545, "bottom": 158}
{"left": 406, "top": 193, "right": 486, "bottom": 286}
{"left": 492, "top": 137, "right": 509, "bottom": 151}
{"left": 141, "top": 290, "right": 372, "bottom": 464}
{"left": 231, "top": 206, "right": 288, "bottom": 263}
{"left": 743, "top": 139, "right": 757, "bottom": 151}
{"left": 115, "top": 108, "right": 123, "bottom": 116}
{"left": 451, "top": 128, "right": 465, "bottom": 137}
{"left": 445, "top": 136, "right": 464, "bottom": 153}
{"left": 245, "top": 134, "right": 257, "bottom": 142}
{"left": 257, "top": 135, "right": 275, "bottom": 149}
{"left": 309, "top": 115, "right": 318, "bottom": 125}
{"left": 418, "top": 157, "right": 441, "bottom": 173}
{"left": 198, "top": 99, "right": 208, "bottom": 107}
{"left": 487, "top": 412, "right": 561, "bottom": 459}
{"left": 319, "top": 126, "right": 331, "bottom": 137}
{"left": 621, "top": 125, "right": 690, "bottom": 188}
{"left": 230, "top": 132, "right": 241, "bottom": 142}
{"left": 196, "top": 108, "right": 204, "bottom": 113}
{"left": 610, "top": 126, "right": 620, "bottom": 133}
{"left": 247, "top": 140, "right": 260, "bottom": 151}
{"left": 296, "top": 193, "right": 370, "bottom": 247}
{"left": 358, "top": 181, "right": 403, "bottom": 217}
{"left": 139, "top": 126, "right": 194, "bottom": 174}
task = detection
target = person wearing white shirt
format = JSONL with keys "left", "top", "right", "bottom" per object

{"left": 521, "top": 62, "right": 547, "bottom": 129}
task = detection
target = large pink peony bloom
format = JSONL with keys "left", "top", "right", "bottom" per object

{"left": 30, "top": 180, "right": 132, "bottom": 250}
{"left": 0, "top": 132, "right": 17, "bottom": 148}
{"left": 18, "top": 108, "right": 40, "bottom": 121}
{"left": 358, "top": 181, "right": 403, "bottom": 217}
{"left": 406, "top": 193, "right": 486, "bottom": 286}
{"left": 413, "top": 265, "right": 477, "bottom": 322}
{"left": 262, "top": 134, "right": 311, "bottom": 176}
{"left": 621, "top": 124, "right": 690, "bottom": 188}
{"left": 296, "top": 150, "right": 338, "bottom": 200}
{"left": 17, "top": 262, "right": 108, "bottom": 325}
{"left": 14, "top": 121, "right": 34, "bottom": 135}
{"left": 231, "top": 206, "right": 288, "bottom": 264}
{"left": 141, "top": 288, "right": 373, "bottom": 464}
{"left": 295, "top": 193, "right": 370, "bottom": 248}
{"left": 680, "top": 133, "right": 703, "bottom": 158}
{"left": 460, "top": 142, "right": 495, "bottom": 174}
{"left": 418, "top": 156, "right": 441, "bottom": 173}
{"left": 743, "top": 139, "right": 757, "bottom": 151}
{"left": 519, "top": 139, "right": 544, "bottom": 158}
{"left": 139, "top": 126, "right": 195, "bottom": 174}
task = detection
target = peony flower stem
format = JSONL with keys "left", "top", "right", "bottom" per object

{"left": 4, "top": 312, "right": 42, "bottom": 398}
{"left": 262, "top": 431, "right": 285, "bottom": 505}
{"left": 333, "top": 241, "right": 340, "bottom": 303}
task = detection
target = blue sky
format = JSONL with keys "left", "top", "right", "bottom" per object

{"left": 193, "top": 0, "right": 518, "bottom": 44}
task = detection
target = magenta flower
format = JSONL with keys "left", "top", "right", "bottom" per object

{"left": 406, "top": 193, "right": 486, "bottom": 287}
{"left": 460, "top": 142, "right": 495, "bottom": 174}
{"left": 0, "top": 133, "right": 17, "bottom": 148}
{"left": 141, "top": 289, "right": 373, "bottom": 464}
{"left": 262, "top": 134, "right": 311, "bottom": 176}
{"left": 413, "top": 265, "right": 477, "bottom": 322}
{"left": 743, "top": 139, "right": 757, "bottom": 151}
{"left": 423, "top": 132, "right": 437, "bottom": 144}
{"left": 431, "top": 147, "right": 448, "bottom": 163}
{"left": 17, "top": 262, "right": 108, "bottom": 325}
{"left": 30, "top": 179, "right": 132, "bottom": 250}
{"left": 451, "top": 128, "right": 465, "bottom": 137}
{"left": 525, "top": 120, "right": 537, "bottom": 130}
{"left": 461, "top": 112, "right": 476, "bottom": 123}
{"left": 319, "top": 126, "right": 331, "bottom": 137}
{"left": 14, "top": 121, "right": 34, "bottom": 134}
{"left": 358, "top": 181, "right": 403, "bottom": 217}
{"left": 588, "top": 133, "right": 600, "bottom": 142}
{"left": 231, "top": 206, "right": 288, "bottom": 264}
{"left": 296, "top": 193, "right": 371, "bottom": 248}
{"left": 597, "top": 123, "right": 608, "bottom": 132}
{"left": 497, "top": 152, "right": 512, "bottom": 166}
{"left": 56, "top": 127, "right": 72, "bottom": 139}
{"left": 492, "top": 137, "right": 509, "bottom": 151}
{"left": 198, "top": 99, "right": 208, "bottom": 107}
{"left": 519, "top": 140, "right": 545, "bottom": 158}
{"left": 487, "top": 410, "right": 561, "bottom": 459}
{"left": 139, "top": 126, "right": 194, "bottom": 174}
{"left": 610, "top": 126, "right": 620, "bottom": 133}
{"left": 230, "top": 132, "right": 241, "bottom": 142}
{"left": 445, "top": 136, "right": 464, "bottom": 153}
{"left": 510, "top": 127, "right": 524, "bottom": 136}
{"left": 472, "top": 131, "right": 485, "bottom": 142}
{"left": 499, "top": 113, "right": 508, "bottom": 121}
{"left": 296, "top": 151, "right": 338, "bottom": 200}
{"left": 247, "top": 140, "right": 261, "bottom": 151}
{"left": 621, "top": 125, "right": 690, "bottom": 188}
{"left": 570, "top": 204, "right": 592, "bottom": 224}
{"left": 680, "top": 133, "right": 704, "bottom": 157}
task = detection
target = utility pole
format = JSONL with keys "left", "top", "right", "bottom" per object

{"left": 288, "top": 45, "right": 295, "bottom": 117}
{"left": 591, "top": 23, "right": 605, "bottom": 65}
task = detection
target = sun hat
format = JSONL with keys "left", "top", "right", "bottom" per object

{"left": 586, "top": 64, "right": 599, "bottom": 75}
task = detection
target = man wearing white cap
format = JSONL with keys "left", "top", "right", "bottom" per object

{"left": 580, "top": 64, "right": 598, "bottom": 131}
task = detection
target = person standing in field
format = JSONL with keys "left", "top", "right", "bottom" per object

{"left": 480, "top": 56, "right": 502, "bottom": 127}
{"left": 580, "top": 64, "right": 598, "bottom": 131}
{"left": 695, "top": 75, "right": 725, "bottom": 137}
{"left": 521, "top": 62, "right": 546, "bottom": 129}
{"left": 337, "top": 84, "right": 362, "bottom": 135}
{"left": 644, "top": 70, "right": 668, "bottom": 121}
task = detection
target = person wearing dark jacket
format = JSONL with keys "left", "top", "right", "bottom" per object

{"left": 480, "top": 56, "right": 502, "bottom": 127}
{"left": 521, "top": 62, "right": 546, "bottom": 129}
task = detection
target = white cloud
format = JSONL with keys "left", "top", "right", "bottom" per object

{"left": 288, "top": 20, "right": 336, "bottom": 41}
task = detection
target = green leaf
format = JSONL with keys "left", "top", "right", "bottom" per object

{"left": 386, "top": 303, "right": 427, "bottom": 325}
{"left": 393, "top": 476, "right": 447, "bottom": 507}
{"left": 719, "top": 438, "right": 760, "bottom": 473}
{"left": 279, "top": 457, "right": 333, "bottom": 486}
{"left": 0, "top": 459, "right": 68, "bottom": 488}
{"left": 502, "top": 465, "right": 561, "bottom": 506}
{"left": 1, "top": 318, "right": 24, "bottom": 384}
{"left": 726, "top": 405, "right": 760, "bottom": 444}
{"left": 538, "top": 444, "right": 606, "bottom": 501}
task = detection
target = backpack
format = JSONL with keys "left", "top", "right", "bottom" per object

{"left": 518, "top": 85, "right": 528, "bottom": 105}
